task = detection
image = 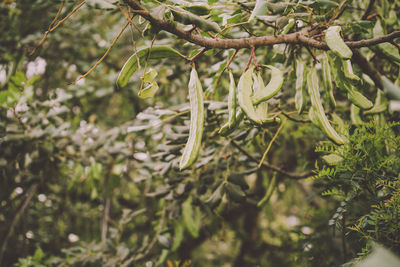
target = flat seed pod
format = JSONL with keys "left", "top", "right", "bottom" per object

{"left": 345, "top": 83, "right": 373, "bottom": 110}
{"left": 295, "top": 58, "right": 307, "bottom": 114}
{"left": 171, "top": 7, "right": 221, "bottom": 32}
{"left": 321, "top": 53, "right": 336, "bottom": 108}
{"left": 342, "top": 59, "right": 360, "bottom": 83}
{"left": 364, "top": 90, "right": 388, "bottom": 115}
{"left": 117, "top": 46, "right": 184, "bottom": 88}
{"left": 219, "top": 109, "right": 244, "bottom": 136}
{"left": 325, "top": 26, "right": 353, "bottom": 59}
{"left": 237, "top": 67, "right": 262, "bottom": 124}
{"left": 381, "top": 76, "right": 400, "bottom": 100}
{"left": 307, "top": 68, "right": 347, "bottom": 145}
{"left": 350, "top": 104, "right": 363, "bottom": 125}
{"left": 252, "top": 65, "right": 283, "bottom": 105}
{"left": 138, "top": 82, "right": 159, "bottom": 98}
{"left": 249, "top": 0, "right": 268, "bottom": 21}
{"left": 179, "top": 67, "right": 204, "bottom": 170}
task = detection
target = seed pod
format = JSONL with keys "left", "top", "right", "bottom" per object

{"left": 341, "top": 59, "right": 360, "bottom": 83}
{"left": 227, "top": 173, "right": 250, "bottom": 190}
{"left": 219, "top": 109, "right": 244, "bottom": 136}
{"left": 295, "top": 58, "right": 307, "bottom": 114}
{"left": 228, "top": 70, "right": 237, "bottom": 125}
{"left": 381, "top": 76, "right": 400, "bottom": 100}
{"left": 350, "top": 104, "right": 363, "bottom": 125}
{"left": 117, "top": 46, "right": 184, "bottom": 88}
{"left": 179, "top": 67, "right": 204, "bottom": 170}
{"left": 237, "top": 67, "right": 262, "bottom": 124}
{"left": 182, "top": 4, "right": 211, "bottom": 16}
{"left": 325, "top": 26, "right": 352, "bottom": 59}
{"left": 138, "top": 68, "right": 159, "bottom": 98}
{"left": 182, "top": 197, "right": 200, "bottom": 238}
{"left": 171, "top": 7, "right": 221, "bottom": 32}
{"left": 345, "top": 83, "right": 373, "bottom": 110}
{"left": 307, "top": 68, "right": 347, "bottom": 145}
{"left": 321, "top": 53, "right": 336, "bottom": 108}
{"left": 364, "top": 90, "right": 387, "bottom": 115}
{"left": 251, "top": 65, "right": 283, "bottom": 105}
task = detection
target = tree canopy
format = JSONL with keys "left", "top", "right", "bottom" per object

{"left": 1, "top": 0, "right": 400, "bottom": 266}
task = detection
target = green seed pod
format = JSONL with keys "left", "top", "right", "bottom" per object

{"left": 321, "top": 52, "right": 336, "bottom": 108}
{"left": 345, "top": 83, "right": 373, "bottom": 110}
{"left": 350, "top": 104, "right": 363, "bottom": 125}
{"left": 117, "top": 46, "right": 184, "bottom": 88}
{"left": 295, "top": 58, "right": 307, "bottom": 114}
{"left": 251, "top": 65, "right": 283, "bottom": 105}
{"left": 341, "top": 59, "right": 360, "bottom": 83}
{"left": 364, "top": 90, "right": 388, "bottom": 115}
{"left": 325, "top": 26, "right": 353, "bottom": 59}
{"left": 179, "top": 67, "right": 204, "bottom": 170}
{"left": 307, "top": 68, "right": 347, "bottom": 145}
{"left": 171, "top": 7, "right": 221, "bottom": 33}
{"left": 237, "top": 67, "right": 262, "bottom": 124}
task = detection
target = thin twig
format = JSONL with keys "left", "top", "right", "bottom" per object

{"left": 118, "top": 3, "right": 142, "bottom": 34}
{"left": 71, "top": 21, "right": 129, "bottom": 84}
{"left": 30, "top": 0, "right": 65, "bottom": 55}
{"left": 189, "top": 47, "right": 209, "bottom": 62}
{"left": 258, "top": 118, "right": 287, "bottom": 168}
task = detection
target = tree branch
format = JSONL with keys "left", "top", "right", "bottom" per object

{"left": 124, "top": 0, "right": 400, "bottom": 50}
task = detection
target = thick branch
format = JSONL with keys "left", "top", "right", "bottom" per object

{"left": 124, "top": 0, "right": 400, "bottom": 50}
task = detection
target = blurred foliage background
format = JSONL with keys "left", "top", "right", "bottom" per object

{"left": 0, "top": 0, "right": 400, "bottom": 266}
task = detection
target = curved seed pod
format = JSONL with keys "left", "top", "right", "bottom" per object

{"left": 171, "top": 7, "right": 221, "bottom": 32}
{"left": 182, "top": 197, "right": 200, "bottom": 238}
{"left": 228, "top": 70, "right": 237, "bottom": 125}
{"left": 295, "top": 58, "right": 307, "bottom": 114}
{"left": 307, "top": 68, "right": 347, "bottom": 145}
{"left": 138, "top": 68, "right": 159, "bottom": 98}
{"left": 179, "top": 67, "right": 204, "bottom": 170}
{"left": 117, "top": 46, "right": 184, "bottom": 88}
{"left": 219, "top": 109, "right": 244, "bottom": 136}
{"left": 350, "top": 104, "right": 363, "bottom": 125}
{"left": 252, "top": 65, "right": 283, "bottom": 105}
{"left": 325, "top": 26, "right": 352, "bottom": 59}
{"left": 138, "top": 82, "right": 159, "bottom": 98}
{"left": 322, "top": 154, "right": 343, "bottom": 165}
{"left": 308, "top": 107, "right": 321, "bottom": 128}
{"left": 182, "top": 4, "right": 210, "bottom": 16}
{"left": 321, "top": 53, "right": 336, "bottom": 108}
{"left": 345, "top": 83, "right": 373, "bottom": 110}
{"left": 341, "top": 59, "right": 360, "bottom": 83}
{"left": 364, "top": 90, "right": 388, "bottom": 115}
{"left": 237, "top": 67, "right": 262, "bottom": 124}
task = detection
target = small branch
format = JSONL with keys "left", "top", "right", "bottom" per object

{"left": 71, "top": 21, "right": 129, "bottom": 84}
{"left": 258, "top": 118, "right": 287, "bottom": 168}
{"left": 123, "top": 0, "right": 400, "bottom": 51}
{"left": 31, "top": 0, "right": 65, "bottom": 55}
{"left": 0, "top": 184, "right": 38, "bottom": 265}
{"left": 230, "top": 140, "right": 312, "bottom": 179}
{"left": 189, "top": 47, "right": 209, "bottom": 62}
